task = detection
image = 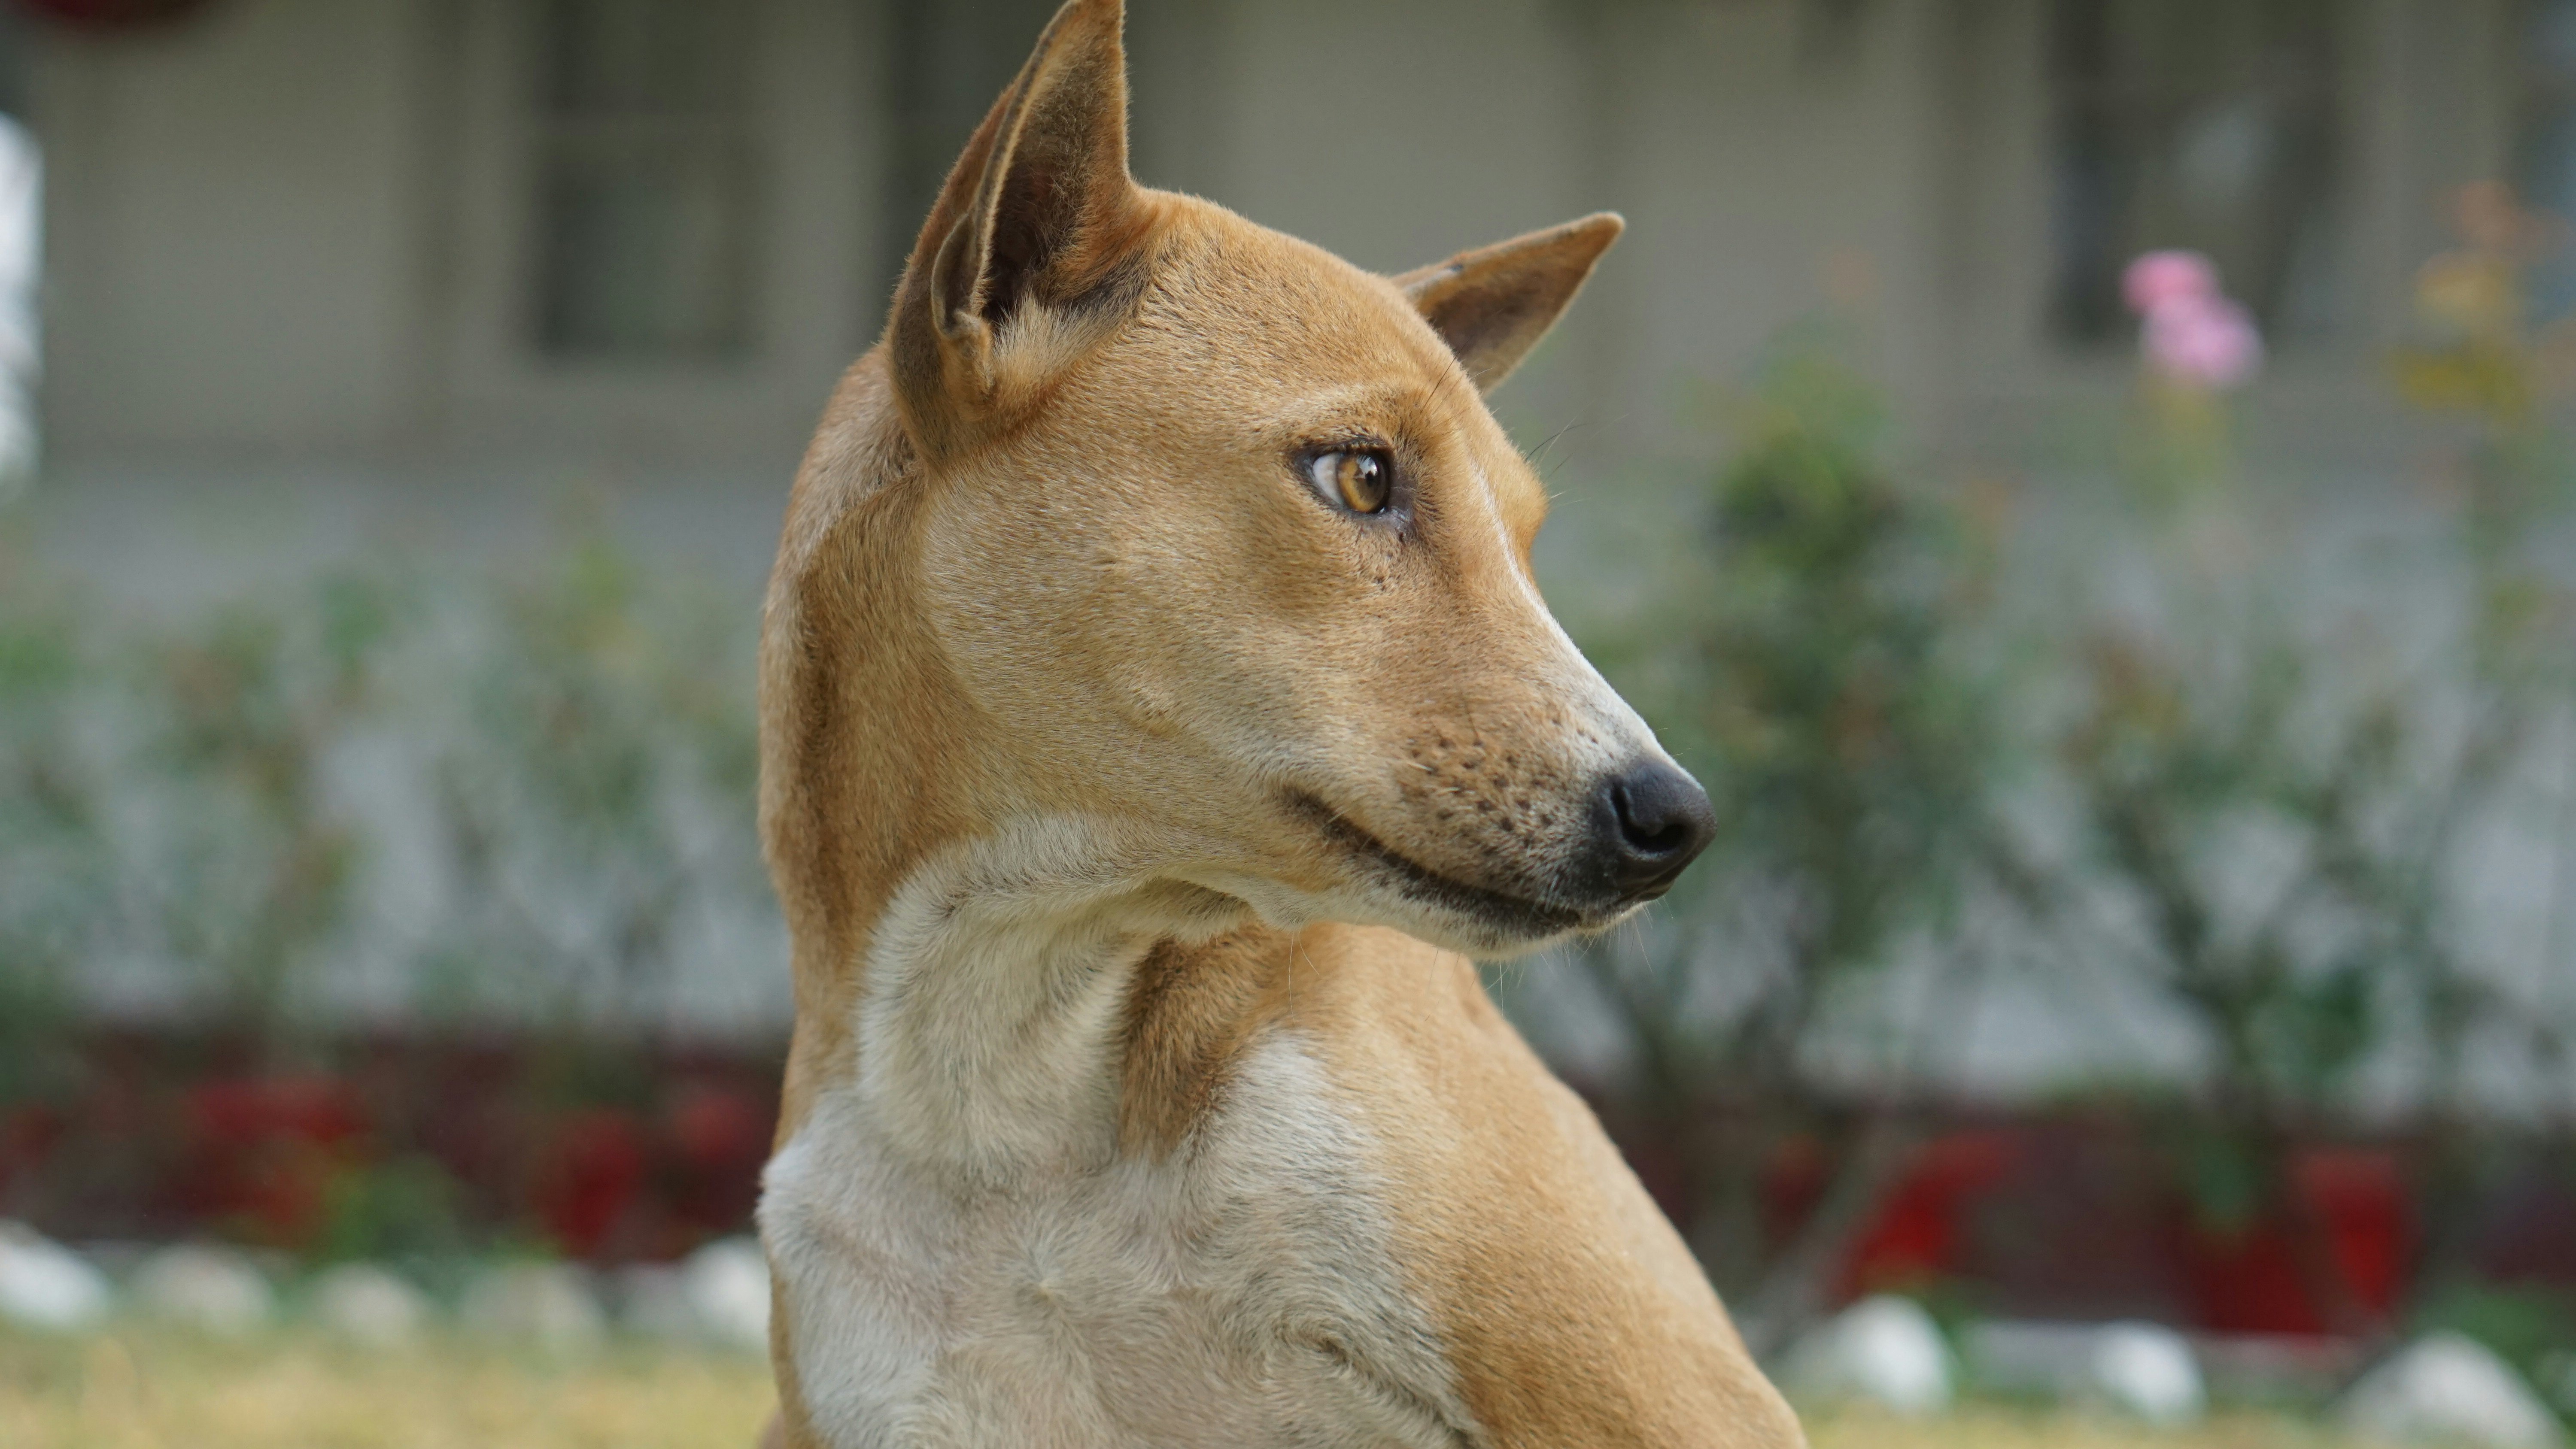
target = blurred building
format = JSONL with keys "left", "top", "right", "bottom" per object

{"left": 12, "top": 0, "right": 2576, "bottom": 1065}
{"left": 16, "top": 0, "right": 2559, "bottom": 598}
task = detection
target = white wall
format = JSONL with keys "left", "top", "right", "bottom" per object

{"left": 37, "top": 0, "right": 435, "bottom": 457}
{"left": 33, "top": 0, "right": 886, "bottom": 478}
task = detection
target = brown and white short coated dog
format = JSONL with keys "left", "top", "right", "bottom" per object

{"left": 753, "top": 1, "right": 1804, "bottom": 1444}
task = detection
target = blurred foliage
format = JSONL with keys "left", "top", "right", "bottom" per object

{"left": 1561, "top": 326, "right": 2026, "bottom": 1345}
{"left": 0, "top": 526, "right": 773, "bottom": 1056}
{"left": 0, "top": 524, "right": 778, "bottom": 1254}
{"left": 314, "top": 1153, "right": 471, "bottom": 1270}
{"left": 1663, "top": 337, "right": 2010, "bottom": 997}
{"left": 2409, "top": 1279, "right": 2576, "bottom": 1394}
{"left": 1538, "top": 189, "right": 2576, "bottom": 1350}
{"left": 416, "top": 532, "right": 766, "bottom": 1033}
{"left": 0, "top": 556, "right": 99, "bottom": 1103}
{"left": 2056, "top": 188, "right": 2576, "bottom": 1339}
{"left": 129, "top": 583, "right": 387, "bottom": 1034}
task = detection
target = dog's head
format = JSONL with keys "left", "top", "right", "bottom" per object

{"left": 872, "top": 0, "right": 1711, "bottom": 957}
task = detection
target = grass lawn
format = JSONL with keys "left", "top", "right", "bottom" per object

{"left": 0, "top": 1328, "right": 775, "bottom": 1449}
{"left": 1808, "top": 1406, "right": 2351, "bottom": 1447}
{"left": 0, "top": 1327, "right": 2360, "bottom": 1448}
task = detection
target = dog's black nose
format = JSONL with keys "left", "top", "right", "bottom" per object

{"left": 1586, "top": 758, "right": 1717, "bottom": 901}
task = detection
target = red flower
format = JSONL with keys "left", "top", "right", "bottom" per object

{"left": 533, "top": 1109, "right": 649, "bottom": 1258}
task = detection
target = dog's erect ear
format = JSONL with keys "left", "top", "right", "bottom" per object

{"left": 889, "top": 0, "right": 1151, "bottom": 456}
{"left": 1395, "top": 213, "right": 1624, "bottom": 392}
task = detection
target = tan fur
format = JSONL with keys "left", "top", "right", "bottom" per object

{"left": 1114, "top": 930, "right": 1300, "bottom": 1159}
{"left": 754, "top": 2, "right": 1803, "bottom": 1443}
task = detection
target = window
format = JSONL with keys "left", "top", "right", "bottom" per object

{"left": 2046, "top": 0, "right": 2344, "bottom": 346}
{"left": 530, "top": 0, "right": 756, "bottom": 360}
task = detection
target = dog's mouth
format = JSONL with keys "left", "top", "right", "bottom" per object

{"left": 1281, "top": 788, "right": 1591, "bottom": 941}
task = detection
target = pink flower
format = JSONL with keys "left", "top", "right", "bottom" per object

{"left": 2122, "top": 250, "right": 2263, "bottom": 389}
{"left": 2123, "top": 251, "right": 2218, "bottom": 315}
{"left": 2143, "top": 296, "right": 2263, "bottom": 388}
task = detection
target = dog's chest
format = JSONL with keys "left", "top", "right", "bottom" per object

{"left": 761, "top": 1034, "right": 1473, "bottom": 1449}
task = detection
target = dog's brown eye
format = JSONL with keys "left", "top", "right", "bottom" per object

{"left": 1310, "top": 449, "right": 1392, "bottom": 515}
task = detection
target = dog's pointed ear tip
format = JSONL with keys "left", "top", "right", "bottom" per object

{"left": 1567, "top": 212, "right": 1625, "bottom": 249}
{"left": 1056, "top": 0, "right": 1128, "bottom": 40}
{"left": 1015, "top": 0, "right": 1127, "bottom": 76}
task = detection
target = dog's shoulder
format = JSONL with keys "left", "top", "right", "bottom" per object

{"left": 1294, "top": 924, "right": 1807, "bottom": 1447}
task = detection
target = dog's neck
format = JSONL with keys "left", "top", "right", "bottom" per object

{"left": 846, "top": 814, "right": 1255, "bottom": 1182}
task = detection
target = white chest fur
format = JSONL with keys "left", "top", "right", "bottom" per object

{"left": 757, "top": 822, "right": 1477, "bottom": 1449}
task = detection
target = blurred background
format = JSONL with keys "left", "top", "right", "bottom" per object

{"left": 3, "top": 0, "right": 2576, "bottom": 1442}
